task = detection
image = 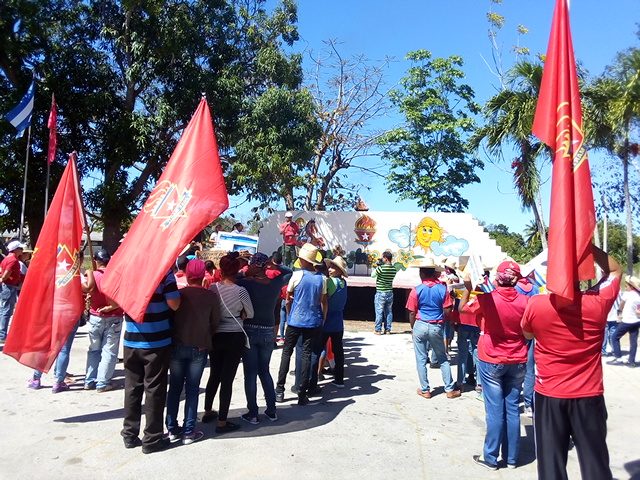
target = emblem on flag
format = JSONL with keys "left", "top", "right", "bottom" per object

{"left": 143, "top": 180, "right": 193, "bottom": 230}
{"left": 4, "top": 80, "right": 35, "bottom": 137}
{"left": 55, "top": 244, "right": 80, "bottom": 288}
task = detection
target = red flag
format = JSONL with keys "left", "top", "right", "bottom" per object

{"left": 3, "top": 153, "right": 85, "bottom": 372}
{"left": 47, "top": 94, "right": 57, "bottom": 165}
{"left": 532, "top": 0, "right": 595, "bottom": 301}
{"left": 101, "top": 99, "right": 229, "bottom": 321}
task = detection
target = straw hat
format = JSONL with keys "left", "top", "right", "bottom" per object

{"left": 297, "top": 243, "right": 322, "bottom": 266}
{"left": 409, "top": 256, "right": 444, "bottom": 272}
{"left": 324, "top": 256, "right": 349, "bottom": 277}
{"left": 626, "top": 275, "right": 640, "bottom": 291}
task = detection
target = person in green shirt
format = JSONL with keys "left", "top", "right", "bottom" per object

{"left": 372, "top": 251, "right": 400, "bottom": 334}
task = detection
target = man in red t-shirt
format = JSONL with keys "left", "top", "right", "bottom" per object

{"left": 521, "top": 245, "right": 621, "bottom": 480}
{"left": 0, "top": 240, "right": 26, "bottom": 341}
{"left": 278, "top": 212, "right": 299, "bottom": 267}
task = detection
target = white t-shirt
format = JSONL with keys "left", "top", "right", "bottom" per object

{"left": 620, "top": 289, "right": 640, "bottom": 324}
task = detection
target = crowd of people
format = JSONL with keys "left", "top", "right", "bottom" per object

{"left": 0, "top": 217, "right": 637, "bottom": 478}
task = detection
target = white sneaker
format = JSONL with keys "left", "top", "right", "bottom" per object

{"left": 182, "top": 430, "right": 204, "bottom": 445}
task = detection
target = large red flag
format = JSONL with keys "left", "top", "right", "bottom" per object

{"left": 47, "top": 94, "right": 57, "bottom": 165}
{"left": 101, "top": 99, "right": 229, "bottom": 321}
{"left": 3, "top": 153, "right": 85, "bottom": 372}
{"left": 532, "top": 0, "right": 595, "bottom": 301}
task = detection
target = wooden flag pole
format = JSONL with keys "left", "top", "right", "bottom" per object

{"left": 44, "top": 159, "right": 51, "bottom": 216}
{"left": 70, "top": 151, "right": 94, "bottom": 270}
{"left": 19, "top": 125, "right": 32, "bottom": 243}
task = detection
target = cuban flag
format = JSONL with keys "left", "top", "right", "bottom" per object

{"left": 5, "top": 80, "right": 35, "bottom": 137}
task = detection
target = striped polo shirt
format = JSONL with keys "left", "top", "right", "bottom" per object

{"left": 123, "top": 271, "right": 180, "bottom": 349}
{"left": 373, "top": 263, "right": 399, "bottom": 292}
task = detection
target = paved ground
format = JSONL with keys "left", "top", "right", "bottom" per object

{"left": 0, "top": 321, "right": 638, "bottom": 480}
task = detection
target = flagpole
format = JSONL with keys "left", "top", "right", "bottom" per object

{"left": 44, "top": 160, "right": 51, "bottom": 216}
{"left": 19, "top": 125, "right": 32, "bottom": 243}
{"left": 70, "top": 151, "right": 94, "bottom": 270}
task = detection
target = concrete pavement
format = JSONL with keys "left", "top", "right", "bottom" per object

{"left": 0, "top": 324, "right": 638, "bottom": 480}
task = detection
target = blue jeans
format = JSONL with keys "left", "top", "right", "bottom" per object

{"left": 0, "top": 283, "right": 18, "bottom": 340}
{"left": 243, "top": 326, "right": 276, "bottom": 417}
{"left": 523, "top": 339, "right": 535, "bottom": 408}
{"left": 456, "top": 324, "right": 479, "bottom": 385}
{"left": 413, "top": 321, "right": 455, "bottom": 392}
{"left": 374, "top": 291, "right": 393, "bottom": 332}
{"left": 166, "top": 345, "right": 208, "bottom": 436}
{"left": 612, "top": 322, "right": 639, "bottom": 362}
{"left": 278, "top": 302, "right": 287, "bottom": 337}
{"left": 34, "top": 321, "right": 79, "bottom": 383}
{"left": 478, "top": 360, "right": 526, "bottom": 466}
{"left": 602, "top": 321, "right": 617, "bottom": 354}
{"left": 85, "top": 314, "right": 123, "bottom": 388}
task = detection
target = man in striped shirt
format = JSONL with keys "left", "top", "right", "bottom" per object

{"left": 121, "top": 270, "right": 181, "bottom": 454}
{"left": 372, "top": 251, "right": 400, "bottom": 334}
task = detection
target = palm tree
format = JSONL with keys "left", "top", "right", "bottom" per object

{"left": 471, "top": 61, "right": 548, "bottom": 249}
{"left": 585, "top": 47, "right": 640, "bottom": 274}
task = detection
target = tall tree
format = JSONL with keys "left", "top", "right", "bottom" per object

{"left": 470, "top": 60, "right": 549, "bottom": 250}
{"left": 585, "top": 44, "right": 640, "bottom": 274}
{"left": 0, "top": 0, "right": 302, "bottom": 251}
{"left": 380, "top": 50, "right": 483, "bottom": 212}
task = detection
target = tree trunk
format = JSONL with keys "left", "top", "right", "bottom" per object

{"left": 102, "top": 216, "right": 122, "bottom": 255}
{"left": 623, "top": 129, "right": 633, "bottom": 274}
{"left": 532, "top": 193, "right": 548, "bottom": 250}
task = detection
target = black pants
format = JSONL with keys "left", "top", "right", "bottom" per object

{"left": 276, "top": 325, "right": 320, "bottom": 396}
{"left": 310, "top": 330, "right": 345, "bottom": 388}
{"left": 121, "top": 346, "right": 171, "bottom": 447}
{"left": 204, "top": 332, "right": 245, "bottom": 421}
{"left": 534, "top": 392, "right": 612, "bottom": 480}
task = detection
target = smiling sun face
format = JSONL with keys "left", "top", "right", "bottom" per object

{"left": 414, "top": 217, "right": 444, "bottom": 250}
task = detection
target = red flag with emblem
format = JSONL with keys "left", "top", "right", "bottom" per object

{"left": 532, "top": 0, "right": 595, "bottom": 301}
{"left": 101, "top": 99, "right": 229, "bottom": 321}
{"left": 47, "top": 94, "right": 57, "bottom": 165}
{"left": 3, "top": 153, "right": 85, "bottom": 372}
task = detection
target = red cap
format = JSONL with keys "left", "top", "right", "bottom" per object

{"left": 496, "top": 260, "right": 521, "bottom": 275}
{"left": 185, "top": 259, "right": 206, "bottom": 280}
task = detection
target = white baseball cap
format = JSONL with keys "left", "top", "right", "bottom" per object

{"left": 285, "top": 211, "right": 293, "bottom": 218}
{"left": 7, "top": 240, "right": 26, "bottom": 252}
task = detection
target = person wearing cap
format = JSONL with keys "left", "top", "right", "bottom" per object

{"left": 460, "top": 260, "right": 529, "bottom": 471}
{"left": 276, "top": 243, "right": 327, "bottom": 405}
{"left": 406, "top": 258, "right": 459, "bottom": 399}
{"left": 608, "top": 274, "right": 640, "bottom": 366}
{"left": 0, "top": 240, "right": 26, "bottom": 341}
{"left": 521, "top": 245, "right": 622, "bottom": 480}
{"left": 84, "top": 249, "right": 125, "bottom": 393}
{"left": 309, "top": 256, "right": 349, "bottom": 390}
{"left": 279, "top": 212, "right": 300, "bottom": 268}
{"left": 237, "top": 252, "right": 292, "bottom": 424}
{"left": 165, "top": 259, "right": 220, "bottom": 445}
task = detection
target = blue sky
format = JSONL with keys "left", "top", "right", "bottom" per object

{"left": 228, "top": 0, "right": 639, "bottom": 234}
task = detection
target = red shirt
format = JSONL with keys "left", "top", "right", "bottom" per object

{"left": 0, "top": 254, "right": 21, "bottom": 286}
{"left": 521, "top": 274, "right": 621, "bottom": 399}
{"left": 459, "top": 298, "right": 482, "bottom": 327}
{"left": 203, "top": 271, "right": 214, "bottom": 289}
{"left": 406, "top": 279, "right": 453, "bottom": 322}
{"left": 89, "top": 269, "right": 124, "bottom": 317}
{"left": 472, "top": 286, "right": 528, "bottom": 364}
{"left": 279, "top": 221, "right": 300, "bottom": 246}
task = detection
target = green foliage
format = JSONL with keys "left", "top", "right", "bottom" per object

{"left": 0, "top": 0, "right": 302, "bottom": 250}
{"left": 485, "top": 223, "right": 539, "bottom": 263}
{"left": 380, "top": 50, "right": 483, "bottom": 212}
{"left": 487, "top": 12, "right": 505, "bottom": 30}
{"left": 232, "top": 86, "right": 321, "bottom": 211}
{"left": 599, "top": 220, "right": 640, "bottom": 269}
